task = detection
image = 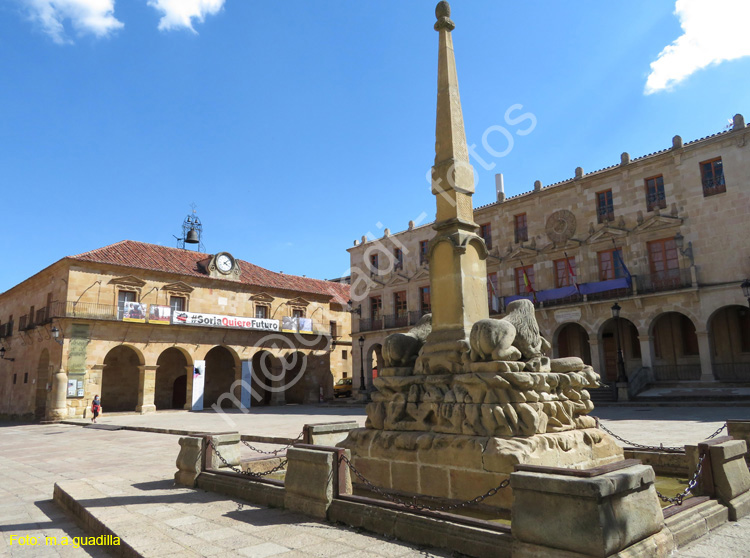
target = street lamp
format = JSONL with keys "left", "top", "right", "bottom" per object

{"left": 674, "top": 232, "right": 694, "bottom": 265}
{"left": 50, "top": 326, "right": 64, "bottom": 346}
{"left": 358, "top": 336, "right": 366, "bottom": 393}
{"left": 742, "top": 279, "right": 750, "bottom": 308}
{"left": 611, "top": 303, "right": 627, "bottom": 383}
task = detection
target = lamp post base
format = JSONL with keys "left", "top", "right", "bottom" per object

{"left": 616, "top": 381, "right": 630, "bottom": 402}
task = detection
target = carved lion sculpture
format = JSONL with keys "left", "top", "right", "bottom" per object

{"left": 469, "top": 319, "right": 520, "bottom": 362}
{"left": 468, "top": 299, "right": 551, "bottom": 362}
{"left": 503, "top": 299, "right": 551, "bottom": 360}
{"left": 382, "top": 313, "right": 432, "bottom": 367}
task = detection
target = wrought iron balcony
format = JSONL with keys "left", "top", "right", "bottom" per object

{"left": 597, "top": 205, "right": 615, "bottom": 223}
{"left": 646, "top": 191, "right": 666, "bottom": 211}
{"left": 702, "top": 174, "right": 726, "bottom": 195}
{"left": 18, "top": 314, "right": 34, "bottom": 331}
{"left": 636, "top": 269, "right": 692, "bottom": 294}
{"left": 48, "top": 301, "right": 120, "bottom": 321}
{"left": 36, "top": 306, "right": 52, "bottom": 325}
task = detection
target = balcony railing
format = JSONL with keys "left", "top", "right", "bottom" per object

{"left": 713, "top": 363, "right": 750, "bottom": 382}
{"left": 702, "top": 175, "right": 726, "bottom": 195}
{"left": 637, "top": 269, "right": 692, "bottom": 294}
{"left": 18, "top": 314, "right": 33, "bottom": 331}
{"left": 653, "top": 364, "right": 701, "bottom": 382}
{"left": 384, "top": 313, "right": 409, "bottom": 329}
{"left": 49, "top": 301, "right": 120, "bottom": 321}
{"left": 597, "top": 205, "right": 614, "bottom": 223}
{"left": 646, "top": 190, "right": 666, "bottom": 212}
{"left": 0, "top": 322, "right": 12, "bottom": 338}
{"left": 358, "top": 309, "right": 430, "bottom": 333}
{"left": 36, "top": 306, "right": 52, "bottom": 325}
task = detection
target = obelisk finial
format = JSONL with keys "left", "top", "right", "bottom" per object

{"left": 435, "top": 1, "right": 455, "bottom": 31}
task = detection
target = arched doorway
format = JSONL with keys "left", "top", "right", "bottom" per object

{"left": 251, "top": 350, "right": 277, "bottom": 406}
{"left": 709, "top": 305, "right": 750, "bottom": 381}
{"left": 155, "top": 348, "right": 189, "bottom": 410}
{"left": 204, "top": 346, "right": 237, "bottom": 409}
{"left": 102, "top": 345, "right": 142, "bottom": 412}
{"left": 555, "top": 323, "right": 591, "bottom": 364}
{"left": 366, "top": 344, "right": 383, "bottom": 389}
{"left": 34, "top": 349, "right": 50, "bottom": 420}
{"left": 283, "top": 351, "right": 307, "bottom": 404}
{"left": 600, "top": 318, "right": 641, "bottom": 382}
{"left": 651, "top": 312, "right": 700, "bottom": 381}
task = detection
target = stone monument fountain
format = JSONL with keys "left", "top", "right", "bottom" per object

{"left": 340, "top": 1, "right": 623, "bottom": 509}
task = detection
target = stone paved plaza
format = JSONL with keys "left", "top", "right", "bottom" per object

{"left": 1, "top": 405, "right": 750, "bottom": 557}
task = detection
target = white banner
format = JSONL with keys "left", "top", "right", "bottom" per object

{"left": 172, "top": 311, "right": 279, "bottom": 332}
{"left": 191, "top": 360, "right": 206, "bottom": 411}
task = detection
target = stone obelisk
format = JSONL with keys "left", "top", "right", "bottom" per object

{"left": 339, "top": 3, "right": 623, "bottom": 511}
{"left": 416, "top": 1, "right": 489, "bottom": 375}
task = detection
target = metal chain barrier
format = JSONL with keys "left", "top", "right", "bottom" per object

{"left": 704, "top": 423, "right": 728, "bottom": 440}
{"left": 656, "top": 453, "right": 706, "bottom": 506}
{"left": 208, "top": 438, "right": 288, "bottom": 478}
{"left": 339, "top": 453, "right": 509, "bottom": 512}
{"left": 242, "top": 431, "right": 304, "bottom": 456}
{"left": 598, "top": 421, "right": 728, "bottom": 453}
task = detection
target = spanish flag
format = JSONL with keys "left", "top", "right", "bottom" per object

{"left": 520, "top": 261, "right": 537, "bottom": 303}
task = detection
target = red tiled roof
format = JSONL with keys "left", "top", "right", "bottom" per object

{"left": 69, "top": 241, "right": 350, "bottom": 303}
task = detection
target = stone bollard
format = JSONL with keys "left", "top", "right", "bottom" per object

{"left": 284, "top": 447, "right": 351, "bottom": 519}
{"left": 727, "top": 421, "right": 750, "bottom": 466}
{"left": 205, "top": 432, "right": 242, "bottom": 471}
{"left": 303, "top": 421, "right": 359, "bottom": 446}
{"left": 511, "top": 461, "right": 672, "bottom": 558}
{"left": 709, "top": 440, "right": 750, "bottom": 520}
{"left": 175, "top": 436, "right": 203, "bottom": 487}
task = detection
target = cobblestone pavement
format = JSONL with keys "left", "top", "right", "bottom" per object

{"left": 1, "top": 405, "right": 749, "bottom": 557}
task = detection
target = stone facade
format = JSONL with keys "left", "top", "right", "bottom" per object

{"left": 349, "top": 118, "right": 750, "bottom": 392}
{"left": 0, "top": 241, "right": 351, "bottom": 420}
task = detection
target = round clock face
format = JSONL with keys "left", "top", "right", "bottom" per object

{"left": 216, "top": 253, "right": 233, "bottom": 273}
{"left": 545, "top": 210, "right": 577, "bottom": 244}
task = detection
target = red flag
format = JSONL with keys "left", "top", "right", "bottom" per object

{"left": 563, "top": 252, "right": 579, "bottom": 292}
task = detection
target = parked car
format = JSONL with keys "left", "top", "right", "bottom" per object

{"left": 334, "top": 378, "right": 353, "bottom": 398}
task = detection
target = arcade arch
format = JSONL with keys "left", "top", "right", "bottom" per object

{"left": 203, "top": 346, "right": 239, "bottom": 409}
{"left": 599, "top": 318, "right": 641, "bottom": 382}
{"left": 155, "top": 348, "right": 190, "bottom": 410}
{"left": 102, "top": 345, "right": 142, "bottom": 412}
{"left": 709, "top": 305, "right": 750, "bottom": 381}
{"left": 650, "top": 312, "right": 700, "bottom": 381}
{"left": 554, "top": 323, "right": 591, "bottom": 365}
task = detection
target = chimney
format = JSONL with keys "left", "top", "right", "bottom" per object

{"left": 495, "top": 173, "right": 505, "bottom": 202}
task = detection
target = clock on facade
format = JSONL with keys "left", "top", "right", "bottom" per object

{"left": 215, "top": 253, "right": 235, "bottom": 274}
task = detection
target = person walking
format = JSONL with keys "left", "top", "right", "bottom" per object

{"left": 91, "top": 395, "right": 101, "bottom": 423}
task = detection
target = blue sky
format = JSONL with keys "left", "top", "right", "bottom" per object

{"left": 1, "top": 0, "right": 748, "bottom": 292}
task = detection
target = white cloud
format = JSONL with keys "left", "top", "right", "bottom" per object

{"left": 645, "top": 0, "right": 750, "bottom": 94}
{"left": 23, "top": 0, "right": 123, "bottom": 44}
{"left": 147, "top": 0, "right": 224, "bottom": 33}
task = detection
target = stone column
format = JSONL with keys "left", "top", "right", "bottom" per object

{"left": 416, "top": 1, "right": 488, "bottom": 374}
{"left": 136, "top": 365, "right": 157, "bottom": 414}
{"left": 696, "top": 330, "right": 715, "bottom": 382}
{"left": 184, "top": 365, "right": 194, "bottom": 410}
{"left": 48, "top": 367, "right": 69, "bottom": 421}
{"left": 638, "top": 335, "right": 654, "bottom": 369}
